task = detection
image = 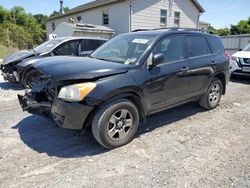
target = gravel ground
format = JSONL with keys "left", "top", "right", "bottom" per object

{"left": 0, "top": 75, "right": 249, "bottom": 188}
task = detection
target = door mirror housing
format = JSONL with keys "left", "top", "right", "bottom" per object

{"left": 153, "top": 53, "right": 164, "bottom": 67}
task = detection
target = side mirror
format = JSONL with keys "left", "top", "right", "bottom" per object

{"left": 153, "top": 53, "right": 164, "bottom": 67}
{"left": 49, "top": 51, "right": 55, "bottom": 56}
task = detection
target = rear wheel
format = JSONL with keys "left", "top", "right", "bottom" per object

{"left": 199, "top": 78, "right": 222, "bottom": 110}
{"left": 23, "top": 69, "right": 41, "bottom": 88}
{"left": 92, "top": 99, "right": 139, "bottom": 149}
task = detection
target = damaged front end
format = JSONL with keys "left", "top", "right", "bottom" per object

{"left": 18, "top": 76, "right": 57, "bottom": 117}
{"left": 18, "top": 76, "right": 95, "bottom": 130}
{"left": 1, "top": 63, "right": 19, "bottom": 82}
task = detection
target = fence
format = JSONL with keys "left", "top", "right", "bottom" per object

{"left": 221, "top": 34, "right": 250, "bottom": 55}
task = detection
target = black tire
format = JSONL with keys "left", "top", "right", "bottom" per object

{"left": 23, "top": 69, "right": 41, "bottom": 89}
{"left": 92, "top": 99, "right": 139, "bottom": 149}
{"left": 199, "top": 78, "right": 223, "bottom": 110}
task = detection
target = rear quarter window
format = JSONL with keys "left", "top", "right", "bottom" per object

{"left": 186, "top": 35, "right": 211, "bottom": 58}
{"left": 207, "top": 36, "right": 224, "bottom": 54}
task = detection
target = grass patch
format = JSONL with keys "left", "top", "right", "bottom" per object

{"left": 0, "top": 44, "right": 19, "bottom": 59}
{"left": 0, "top": 44, "right": 9, "bottom": 59}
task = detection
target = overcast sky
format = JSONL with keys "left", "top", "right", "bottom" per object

{"left": 0, "top": 0, "right": 249, "bottom": 29}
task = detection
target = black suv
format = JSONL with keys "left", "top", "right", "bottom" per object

{"left": 0, "top": 37, "right": 106, "bottom": 87}
{"left": 18, "top": 28, "right": 230, "bottom": 149}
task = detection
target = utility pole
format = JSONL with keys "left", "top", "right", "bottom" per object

{"left": 127, "top": 0, "right": 132, "bottom": 32}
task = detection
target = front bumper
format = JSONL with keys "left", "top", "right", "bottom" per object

{"left": 18, "top": 94, "right": 94, "bottom": 130}
{"left": 0, "top": 64, "right": 19, "bottom": 82}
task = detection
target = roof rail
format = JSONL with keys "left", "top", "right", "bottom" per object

{"left": 132, "top": 27, "right": 209, "bottom": 33}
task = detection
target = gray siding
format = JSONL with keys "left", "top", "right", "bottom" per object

{"left": 46, "top": 2, "right": 129, "bottom": 35}
{"left": 46, "top": 0, "right": 200, "bottom": 36}
{"left": 131, "top": 0, "right": 199, "bottom": 30}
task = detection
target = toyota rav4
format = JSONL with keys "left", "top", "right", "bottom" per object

{"left": 18, "top": 28, "right": 230, "bottom": 149}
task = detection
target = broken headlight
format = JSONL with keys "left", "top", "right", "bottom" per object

{"left": 58, "top": 82, "right": 97, "bottom": 102}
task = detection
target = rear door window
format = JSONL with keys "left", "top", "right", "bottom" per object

{"left": 81, "top": 40, "right": 105, "bottom": 52}
{"left": 186, "top": 35, "right": 211, "bottom": 58}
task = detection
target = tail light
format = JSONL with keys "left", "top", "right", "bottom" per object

{"left": 225, "top": 51, "right": 231, "bottom": 60}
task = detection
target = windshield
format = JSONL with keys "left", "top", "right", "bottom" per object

{"left": 34, "top": 39, "right": 64, "bottom": 54}
{"left": 91, "top": 34, "right": 156, "bottom": 64}
{"left": 243, "top": 43, "right": 250, "bottom": 51}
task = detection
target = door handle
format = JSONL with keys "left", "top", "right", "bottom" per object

{"left": 178, "top": 67, "right": 189, "bottom": 75}
{"left": 211, "top": 61, "right": 216, "bottom": 65}
{"left": 180, "top": 67, "right": 189, "bottom": 72}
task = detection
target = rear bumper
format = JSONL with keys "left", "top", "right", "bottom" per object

{"left": 18, "top": 94, "right": 94, "bottom": 130}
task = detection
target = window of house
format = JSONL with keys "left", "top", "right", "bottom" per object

{"left": 103, "top": 10, "right": 109, "bottom": 25}
{"left": 160, "top": 9, "right": 167, "bottom": 26}
{"left": 174, "top": 11, "right": 180, "bottom": 27}
{"left": 77, "top": 16, "right": 82, "bottom": 22}
{"left": 153, "top": 35, "right": 184, "bottom": 63}
{"left": 52, "top": 23, "right": 56, "bottom": 31}
{"left": 186, "top": 36, "right": 210, "bottom": 58}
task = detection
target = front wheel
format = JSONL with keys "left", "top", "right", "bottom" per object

{"left": 92, "top": 99, "right": 139, "bottom": 149}
{"left": 199, "top": 78, "right": 222, "bottom": 110}
{"left": 23, "top": 69, "right": 41, "bottom": 89}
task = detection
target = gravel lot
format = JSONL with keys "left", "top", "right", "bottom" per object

{"left": 0, "top": 75, "right": 249, "bottom": 187}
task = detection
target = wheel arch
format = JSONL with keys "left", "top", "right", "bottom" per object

{"left": 213, "top": 72, "right": 226, "bottom": 95}
{"left": 83, "top": 91, "right": 146, "bottom": 129}
{"left": 20, "top": 66, "right": 36, "bottom": 86}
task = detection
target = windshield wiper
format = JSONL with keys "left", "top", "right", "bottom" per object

{"left": 32, "top": 49, "right": 37, "bottom": 55}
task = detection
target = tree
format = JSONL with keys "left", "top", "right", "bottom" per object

{"left": 0, "top": 6, "right": 11, "bottom": 23}
{"left": 0, "top": 6, "right": 47, "bottom": 50}
{"left": 216, "top": 28, "right": 230, "bottom": 36}
{"left": 49, "top": 7, "right": 69, "bottom": 17}
{"left": 231, "top": 18, "right": 250, "bottom": 35}
{"left": 33, "top": 14, "right": 48, "bottom": 29}
{"left": 207, "top": 25, "right": 217, "bottom": 34}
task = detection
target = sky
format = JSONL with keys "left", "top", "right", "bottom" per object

{"left": 0, "top": 0, "right": 249, "bottom": 29}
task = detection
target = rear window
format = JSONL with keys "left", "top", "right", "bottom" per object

{"left": 207, "top": 36, "right": 224, "bottom": 54}
{"left": 186, "top": 36, "right": 210, "bottom": 58}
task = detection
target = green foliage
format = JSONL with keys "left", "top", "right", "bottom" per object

{"left": 231, "top": 18, "right": 250, "bottom": 35}
{"left": 207, "top": 25, "right": 217, "bottom": 34}
{"left": 0, "top": 43, "right": 18, "bottom": 59}
{"left": 210, "top": 17, "right": 250, "bottom": 36}
{"left": 50, "top": 7, "right": 69, "bottom": 17}
{"left": 0, "top": 6, "right": 46, "bottom": 50}
{"left": 216, "top": 28, "right": 231, "bottom": 36}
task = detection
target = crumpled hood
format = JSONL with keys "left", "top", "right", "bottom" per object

{"left": 33, "top": 56, "right": 129, "bottom": 81}
{"left": 3, "top": 50, "right": 35, "bottom": 65}
{"left": 232, "top": 51, "right": 250, "bottom": 59}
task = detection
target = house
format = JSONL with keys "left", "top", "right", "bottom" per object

{"left": 199, "top": 20, "right": 210, "bottom": 30}
{"left": 46, "top": 0, "right": 205, "bottom": 36}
